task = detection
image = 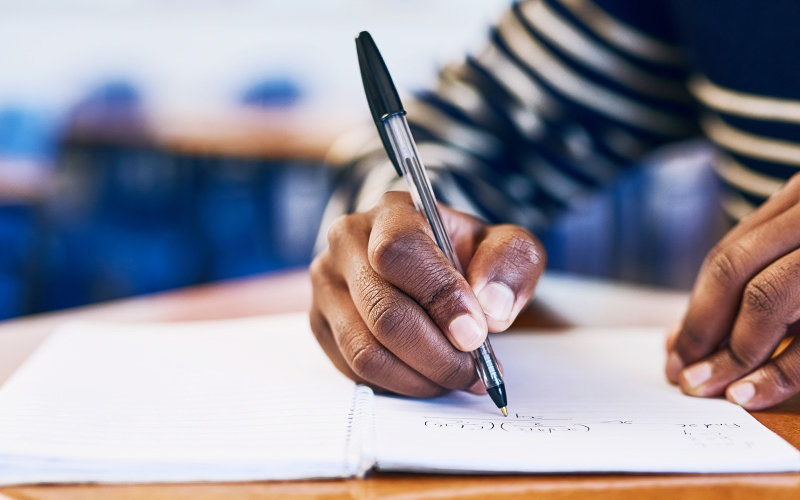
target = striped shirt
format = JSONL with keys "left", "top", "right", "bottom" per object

{"left": 318, "top": 0, "right": 800, "bottom": 247}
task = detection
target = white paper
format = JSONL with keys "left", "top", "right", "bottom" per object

{"left": 0, "top": 313, "right": 362, "bottom": 484}
{"left": 1, "top": 318, "right": 798, "bottom": 485}
{"left": 373, "top": 329, "right": 800, "bottom": 473}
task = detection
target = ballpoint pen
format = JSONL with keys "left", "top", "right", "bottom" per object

{"left": 355, "top": 31, "right": 508, "bottom": 416}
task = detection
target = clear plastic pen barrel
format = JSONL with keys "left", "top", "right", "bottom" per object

{"left": 382, "top": 112, "right": 506, "bottom": 396}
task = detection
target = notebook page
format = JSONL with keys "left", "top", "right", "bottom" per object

{"left": 0, "top": 313, "right": 364, "bottom": 484}
{"left": 373, "top": 329, "right": 800, "bottom": 473}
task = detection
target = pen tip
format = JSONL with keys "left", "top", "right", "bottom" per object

{"left": 500, "top": 407, "right": 508, "bottom": 417}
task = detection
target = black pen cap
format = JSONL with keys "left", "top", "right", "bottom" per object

{"left": 356, "top": 31, "right": 405, "bottom": 176}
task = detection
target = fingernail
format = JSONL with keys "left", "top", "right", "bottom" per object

{"left": 666, "top": 352, "right": 684, "bottom": 381}
{"left": 449, "top": 314, "right": 485, "bottom": 351}
{"left": 728, "top": 381, "right": 755, "bottom": 406}
{"left": 682, "top": 362, "right": 712, "bottom": 389}
{"left": 477, "top": 282, "right": 515, "bottom": 322}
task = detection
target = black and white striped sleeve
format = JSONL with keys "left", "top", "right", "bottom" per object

{"left": 317, "top": 0, "right": 699, "bottom": 251}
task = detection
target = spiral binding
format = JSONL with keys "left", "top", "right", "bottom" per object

{"left": 343, "top": 384, "right": 376, "bottom": 477}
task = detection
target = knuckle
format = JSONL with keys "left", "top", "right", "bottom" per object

{"left": 326, "top": 215, "right": 347, "bottom": 246}
{"left": 369, "top": 291, "right": 411, "bottom": 339}
{"left": 369, "top": 227, "right": 428, "bottom": 276}
{"left": 309, "top": 253, "right": 337, "bottom": 290}
{"left": 704, "top": 243, "right": 751, "bottom": 288}
{"left": 742, "top": 277, "right": 784, "bottom": 316}
{"left": 504, "top": 227, "right": 544, "bottom": 268}
{"left": 378, "top": 190, "right": 411, "bottom": 209}
{"left": 418, "top": 271, "right": 464, "bottom": 312}
{"left": 493, "top": 228, "right": 546, "bottom": 285}
{"left": 309, "top": 254, "right": 327, "bottom": 280}
{"left": 355, "top": 269, "right": 418, "bottom": 343}
{"left": 326, "top": 214, "right": 361, "bottom": 248}
{"left": 349, "top": 341, "right": 388, "bottom": 379}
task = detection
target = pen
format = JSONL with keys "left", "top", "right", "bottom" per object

{"left": 355, "top": 31, "right": 508, "bottom": 417}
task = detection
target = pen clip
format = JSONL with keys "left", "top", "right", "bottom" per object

{"left": 375, "top": 115, "right": 404, "bottom": 177}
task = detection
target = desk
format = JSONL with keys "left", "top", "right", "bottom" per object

{"left": 65, "top": 108, "right": 350, "bottom": 162}
{"left": 1, "top": 270, "right": 799, "bottom": 500}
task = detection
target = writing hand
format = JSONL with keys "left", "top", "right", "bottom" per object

{"left": 666, "top": 174, "right": 800, "bottom": 409}
{"left": 309, "top": 191, "right": 545, "bottom": 397}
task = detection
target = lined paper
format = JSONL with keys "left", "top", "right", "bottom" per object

{"left": 0, "top": 314, "right": 361, "bottom": 484}
{"left": 1, "top": 316, "right": 798, "bottom": 485}
{"left": 373, "top": 329, "right": 800, "bottom": 473}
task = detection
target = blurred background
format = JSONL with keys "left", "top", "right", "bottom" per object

{"left": 0, "top": 0, "right": 723, "bottom": 320}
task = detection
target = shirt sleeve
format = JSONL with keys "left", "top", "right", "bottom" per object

{"left": 670, "top": 0, "right": 800, "bottom": 222}
{"left": 316, "top": 0, "right": 700, "bottom": 253}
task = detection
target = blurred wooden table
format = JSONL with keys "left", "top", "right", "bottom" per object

{"left": 1, "top": 270, "right": 799, "bottom": 500}
{"left": 64, "top": 106, "right": 358, "bottom": 162}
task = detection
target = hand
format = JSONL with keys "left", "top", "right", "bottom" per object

{"left": 666, "top": 173, "right": 800, "bottom": 409}
{"left": 309, "top": 191, "right": 545, "bottom": 397}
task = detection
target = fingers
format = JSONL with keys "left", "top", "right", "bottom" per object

{"left": 677, "top": 248, "right": 800, "bottom": 397}
{"left": 309, "top": 307, "right": 364, "bottom": 385}
{"left": 319, "top": 197, "right": 479, "bottom": 393}
{"left": 466, "top": 224, "right": 545, "bottom": 332}
{"left": 662, "top": 174, "right": 800, "bottom": 409}
{"left": 310, "top": 190, "right": 543, "bottom": 398}
{"left": 368, "top": 192, "right": 488, "bottom": 351}
{"left": 668, "top": 201, "right": 800, "bottom": 381}
{"left": 725, "top": 338, "right": 800, "bottom": 410}
{"left": 313, "top": 235, "right": 446, "bottom": 397}
{"left": 310, "top": 256, "right": 368, "bottom": 385}
{"left": 324, "top": 282, "right": 446, "bottom": 397}
{"left": 335, "top": 218, "right": 478, "bottom": 391}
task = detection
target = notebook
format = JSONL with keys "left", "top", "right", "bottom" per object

{"left": 0, "top": 313, "right": 798, "bottom": 485}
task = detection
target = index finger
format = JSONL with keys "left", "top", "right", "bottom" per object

{"left": 367, "top": 192, "right": 488, "bottom": 352}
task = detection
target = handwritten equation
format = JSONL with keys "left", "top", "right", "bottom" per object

{"left": 423, "top": 414, "right": 749, "bottom": 446}
{"left": 424, "top": 417, "right": 588, "bottom": 433}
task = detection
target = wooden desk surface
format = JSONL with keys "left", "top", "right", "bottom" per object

{"left": 1, "top": 270, "right": 798, "bottom": 500}
{"left": 65, "top": 107, "right": 355, "bottom": 162}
